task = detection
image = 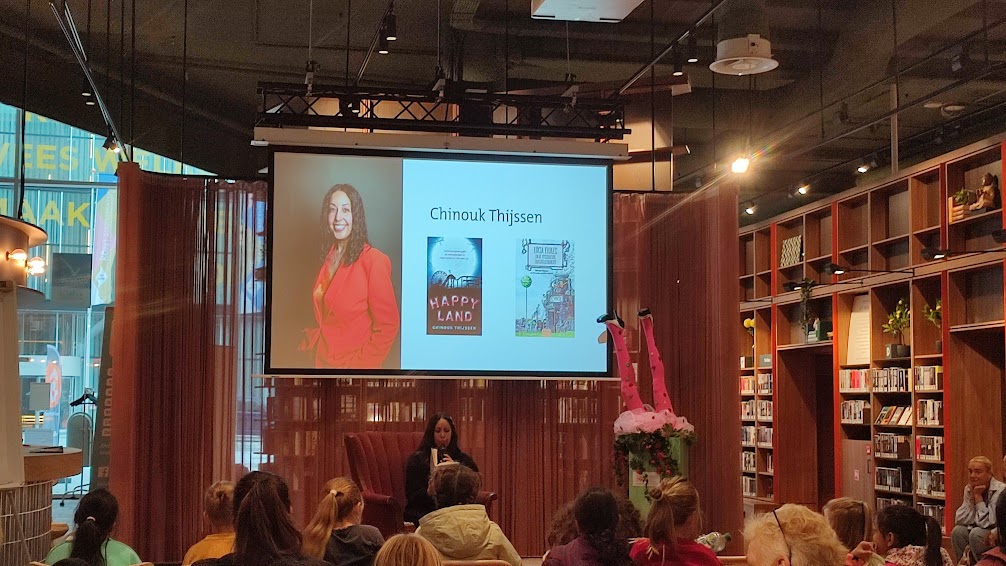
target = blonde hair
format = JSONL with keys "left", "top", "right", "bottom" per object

{"left": 644, "top": 476, "right": 700, "bottom": 551}
{"left": 970, "top": 456, "right": 993, "bottom": 471}
{"left": 823, "top": 498, "right": 873, "bottom": 552}
{"left": 204, "top": 481, "right": 235, "bottom": 527}
{"left": 302, "top": 477, "right": 363, "bottom": 559}
{"left": 374, "top": 534, "right": 442, "bottom": 566}
{"left": 744, "top": 504, "right": 846, "bottom": 566}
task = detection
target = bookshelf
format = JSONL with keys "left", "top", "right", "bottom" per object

{"left": 738, "top": 135, "right": 1006, "bottom": 526}
{"left": 739, "top": 305, "right": 775, "bottom": 502}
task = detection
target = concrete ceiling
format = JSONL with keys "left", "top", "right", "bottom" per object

{"left": 2, "top": 0, "right": 1006, "bottom": 218}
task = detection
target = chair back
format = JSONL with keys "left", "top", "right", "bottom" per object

{"left": 66, "top": 412, "right": 93, "bottom": 464}
{"left": 344, "top": 431, "right": 424, "bottom": 506}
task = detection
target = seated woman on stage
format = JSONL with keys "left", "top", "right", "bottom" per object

{"left": 404, "top": 413, "right": 478, "bottom": 524}
{"left": 416, "top": 464, "right": 520, "bottom": 566}
{"left": 44, "top": 489, "right": 141, "bottom": 566}
{"left": 630, "top": 477, "right": 721, "bottom": 566}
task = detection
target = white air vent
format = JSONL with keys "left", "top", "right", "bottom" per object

{"left": 709, "top": 0, "right": 778, "bottom": 76}
{"left": 531, "top": 0, "right": 645, "bottom": 23}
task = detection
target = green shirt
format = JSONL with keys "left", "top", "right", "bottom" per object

{"left": 44, "top": 538, "right": 142, "bottom": 566}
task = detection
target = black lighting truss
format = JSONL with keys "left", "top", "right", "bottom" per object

{"left": 256, "top": 82, "right": 630, "bottom": 140}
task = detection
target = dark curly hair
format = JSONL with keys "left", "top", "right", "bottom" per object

{"left": 546, "top": 493, "right": 642, "bottom": 548}
{"left": 571, "top": 488, "right": 633, "bottom": 566}
{"left": 430, "top": 464, "right": 481, "bottom": 509}
{"left": 877, "top": 504, "right": 942, "bottom": 566}
{"left": 319, "top": 184, "right": 369, "bottom": 266}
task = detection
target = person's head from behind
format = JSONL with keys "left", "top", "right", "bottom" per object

{"left": 420, "top": 412, "right": 458, "bottom": 453}
{"left": 743, "top": 504, "right": 846, "bottom": 566}
{"left": 572, "top": 487, "right": 631, "bottom": 565}
{"left": 373, "top": 534, "right": 442, "bottom": 566}
{"left": 320, "top": 184, "right": 369, "bottom": 264}
{"left": 968, "top": 456, "right": 994, "bottom": 489}
{"left": 204, "top": 480, "right": 235, "bottom": 532}
{"left": 302, "top": 477, "right": 365, "bottom": 559}
{"left": 53, "top": 559, "right": 91, "bottom": 566}
{"left": 874, "top": 504, "right": 942, "bottom": 566}
{"left": 430, "top": 463, "right": 480, "bottom": 509}
{"left": 997, "top": 496, "right": 1006, "bottom": 552}
{"left": 546, "top": 492, "right": 643, "bottom": 548}
{"left": 71, "top": 488, "right": 119, "bottom": 566}
{"left": 822, "top": 497, "right": 873, "bottom": 552}
{"left": 233, "top": 471, "right": 302, "bottom": 566}
{"left": 645, "top": 476, "right": 701, "bottom": 549}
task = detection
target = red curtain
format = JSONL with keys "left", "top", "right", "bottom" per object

{"left": 109, "top": 163, "right": 741, "bottom": 559}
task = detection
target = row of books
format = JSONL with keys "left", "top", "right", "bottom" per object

{"left": 875, "top": 406, "right": 913, "bottom": 426}
{"left": 740, "top": 376, "right": 756, "bottom": 395}
{"left": 757, "top": 373, "right": 773, "bottom": 395}
{"left": 757, "top": 426, "right": 774, "bottom": 447}
{"left": 742, "top": 400, "right": 756, "bottom": 420}
{"left": 917, "top": 470, "right": 946, "bottom": 497}
{"left": 915, "top": 366, "right": 943, "bottom": 391}
{"left": 841, "top": 400, "right": 871, "bottom": 424}
{"left": 765, "top": 452, "right": 774, "bottom": 474}
{"left": 875, "top": 433, "right": 912, "bottom": 459}
{"left": 876, "top": 466, "right": 908, "bottom": 493}
{"left": 742, "top": 476, "right": 757, "bottom": 497}
{"left": 742, "top": 426, "right": 757, "bottom": 446}
{"left": 917, "top": 435, "right": 945, "bottom": 461}
{"left": 877, "top": 497, "right": 910, "bottom": 512}
{"left": 916, "top": 399, "right": 943, "bottom": 426}
{"left": 757, "top": 400, "right": 773, "bottom": 420}
{"left": 873, "top": 367, "right": 911, "bottom": 392}
{"left": 741, "top": 451, "right": 757, "bottom": 473}
{"left": 839, "top": 369, "right": 870, "bottom": 392}
{"left": 918, "top": 503, "right": 945, "bottom": 529}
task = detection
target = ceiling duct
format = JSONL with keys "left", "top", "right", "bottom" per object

{"left": 709, "top": 0, "right": 778, "bottom": 76}
{"left": 530, "top": 0, "right": 645, "bottom": 23}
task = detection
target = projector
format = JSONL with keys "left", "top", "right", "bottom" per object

{"left": 531, "top": 0, "right": 645, "bottom": 22}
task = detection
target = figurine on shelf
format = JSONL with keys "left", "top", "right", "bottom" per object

{"left": 969, "top": 172, "right": 1000, "bottom": 211}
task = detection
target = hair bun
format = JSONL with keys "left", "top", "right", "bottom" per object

{"left": 85, "top": 516, "right": 96, "bottom": 522}
{"left": 647, "top": 486, "right": 664, "bottom": 500}
{"left": 330, "top": 489, "right": 341, "bottom": 497}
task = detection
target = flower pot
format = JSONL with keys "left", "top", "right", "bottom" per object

{"left": 886, "top": 344, "right": 910, "bottom": 358}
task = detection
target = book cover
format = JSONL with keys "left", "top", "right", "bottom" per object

{"left": 427, "top": 237, "right": 483, "bottom": 335}
{"left": 876, "top": 406, "right": 892, "bottom": 425}
{"left": 516, "top": 239, "right": 575, "bottom": 337}
{"left": 888, "top": 407, "right": 905, "bottom": 425}
{"left": 898, "top": 407, "right": 913, "bottom": 426}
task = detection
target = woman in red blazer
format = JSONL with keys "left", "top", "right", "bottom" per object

{"left": 301, "top": 184, "right": 400, "bottom": 369}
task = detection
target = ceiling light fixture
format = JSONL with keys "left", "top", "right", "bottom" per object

{"left": 81, "top": 78, "right": 92, "bottom": 98}
{"left": 686, "top": 33, "right": 699, "bottom": 64}
{"left": 783, "top": 280, "right": 815, "bottom": 292}
{"left": 26, "top": 256, "right": 46, "bottom": 276}
{"left": 102, "top": 133, "right": 120, "bottom": 154}
{"left": 857, "top": 163, "right": 870, "bottom": 174}
{"left": 383, "top": 10, "right": 397, "bottom": 41}
{"left": 743, "top": 202, "right": 756, "bottom": 215}
{"left": 378, "top": 36, "right": 390, "bottom": 54}
{"left": 797, "top": 183, "right": 810, "bottom": 195}
{"left": 920, "top": 247, "right": 948, "bottom": 261}
{"left": 732, "top": 157, "right": 751, "bottom": 174}
{"left": 822, "top": 262, "right": 912, "bottom": 276}
{"left": 6, "top": 249, "right": 27, "bottom": 265}
{"left": 672, "top": 44, "right": 684, "bottom": 77}
{"left": 342, "top": 97, "right": 359, "bottom": 115}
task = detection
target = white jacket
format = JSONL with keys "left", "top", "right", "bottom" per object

{"left": 416, "top": 504, "right": 521, "bottom": 566}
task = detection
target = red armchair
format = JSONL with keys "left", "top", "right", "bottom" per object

{"left": 344, "top": 431, "right": 497, "bottom": 538}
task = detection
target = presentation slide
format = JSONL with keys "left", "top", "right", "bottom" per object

{"left": 268, "top": 150, "right": 609, "bottom": 376}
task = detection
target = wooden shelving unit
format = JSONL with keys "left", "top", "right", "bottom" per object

{"left": 738, "top": 136, "right": 1006, "bottom": 528}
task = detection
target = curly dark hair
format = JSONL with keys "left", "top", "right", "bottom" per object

{"left": 546, "top": 494, "right": 642, "bottom": 548}
{"left": 572, "top": 487, "right": 633, "bottom": 566}
{"left": 430, "top": 464, "right": 481, "bottom": 509}
{"left": 877, "top": 504, "right": 942, "bottom": 566}
{"left": 319, "top": 184, "right": 369, "bottom": 266}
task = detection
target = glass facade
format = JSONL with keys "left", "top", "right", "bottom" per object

{"left": 3, "top": 101, "right": 212, "bottom": 493}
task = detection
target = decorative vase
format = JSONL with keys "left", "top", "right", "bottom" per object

{"left": 627, "top": 437, "right": 690, "bottom": 518}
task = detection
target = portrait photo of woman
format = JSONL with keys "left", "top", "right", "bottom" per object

{"left": 300, "top": 183, "right": 401, "bottom": 368}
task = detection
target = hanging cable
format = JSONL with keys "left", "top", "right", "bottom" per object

{"left": 17, "top": 0, "right": 30, "bottom": 219}
{"left": 817, "top": 0, "right": 824, "bottom": 138}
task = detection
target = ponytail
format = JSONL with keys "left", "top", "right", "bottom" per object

{"left": 644, "top": 477, "right": 700, "bottom": 554}
{"left": 923, "top": 516, "right": 942, "bottom": 566}
{"left": 302, "top": 478, "right": 363, "bottom": 559}
{"left": 70, "top": 489, "right": 119, "bottom": 566}
{"left": 233, "top": 473, "right": 303, "bottom": 566}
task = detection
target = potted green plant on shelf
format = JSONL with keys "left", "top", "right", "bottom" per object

{"left": 883, "top": 298, "right": 911, "bottom": 358}
{"left": 923, "top": 299, "right": 942, "bottom": 354}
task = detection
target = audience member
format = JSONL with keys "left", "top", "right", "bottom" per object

{"left": 954, "top": 457, "right": 1006, "bottom": 562}
{"left": 373, "top": 534, "right": 442, "bottom": 566}
{"left": 302, "top": 477, "right": 384, "bottom": 566}
{"left": 44, "top": 488, "right": 141, "bottom": 566}
{"left": 194, "top": 471, "right": 329, "bottom": 566}
{"left": 416, "top": 464, "right": 520, "bottom": 566}
{"left": 183, "top": 481, "right": 236, "bottom": 565}
{"left": 405, "top": 413, "right": 479, "bottom": 524}
{"left": 824, "top": 498, "right": 882, "bottom": 566}
{"left": 744, "top": 504, "right": 846, "bottom": 566}
{"left": 976, "top": 497, "right": 1006, "bottom": 565}
{"left": 543, "top": 487, "right": 634, "bottom": 566}
{"left": 52, "top": 559, "right": 91, "bottom": 566}
{"left": 848, "top": 504, "right": 952, "bottom": 566}
{"left": 545, "top": 492, "right": 642, "bottom": 548}
{"left": 629, "top": 476, "right": 719, "bottom": 566}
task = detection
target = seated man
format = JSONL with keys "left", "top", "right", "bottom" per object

{"left": 953, "top": 456, "right": 1006, "bottom": 562}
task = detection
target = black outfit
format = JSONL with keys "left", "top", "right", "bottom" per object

{"left": 194, "top": 553, "right": 330, "bottom": 566}
{"left": 324, "top": 524, "right": 384, "bottom": 566}
{"left": 403, "top": 448, "right": 478, "bottom": 524}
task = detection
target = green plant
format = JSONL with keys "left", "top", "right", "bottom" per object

{"left": 797, "top": 278, "right": 816, "bottom": 329}
{"left": 923, "top": 299, "right": 942, "bottom": 329}
{"left": 883, "top": 298, "right": 911, "bottom": 344}
{"left": 612, "top": 426, "right": 696, "bottom": 487}
{"left": 953, "top": 188, "right": 975, "bottom": 206}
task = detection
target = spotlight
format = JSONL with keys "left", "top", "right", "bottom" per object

{"left": 81, "top": 78, "right": 92, "bottom": 98}
{"left": 743, "top": 202, "right": 756, "bottom": 215}
{"left": 383, "top": 11, "right": 397, "bottom": 41}
{"left": 85, "top": 98, "right": 96, "bottom": 107}
{"left": 823, "top": 263, "right": 845, "bottom": 276}
{"left": 797, "top": 183, "right": 810, "bottom": 195}
{"left": 783, "top": 281, "right": 814, "bottom": 292}
{"left": 342, "top": 98, "right": 359, "bottom": 115}
{"left": 732, "top": 157, "right": 751, "bottom": 174}
{"left": 378, "top": 36, "right": 390, "bottom": 54}
{"left": 857, "top": 163, "right": 870, "bottom": 174}
{"left": 672, "top": 44, "right": 684, "bottom": 77}
{"left": 102, "top": 134, "right": 120, "bottom": 154}
{"left": 921, "top": 247, "right": 948, "bottom": 261}
{"left": 686, "top": 33, "right": 698, "bottom": 64}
